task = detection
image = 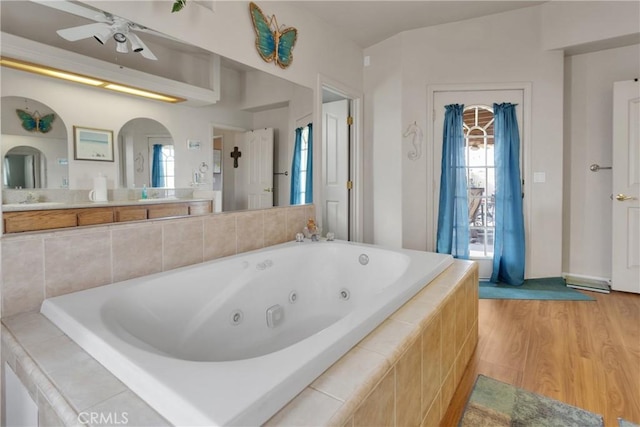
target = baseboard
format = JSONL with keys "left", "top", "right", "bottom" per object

{"left": 562, "top": 272, "right": 611, "bottom": 294}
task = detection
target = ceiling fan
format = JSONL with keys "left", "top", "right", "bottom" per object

{"left": 31, "top": 0, "right": 160, "bottom": 60}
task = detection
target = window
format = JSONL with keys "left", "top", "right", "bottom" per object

{"left": 463, "top": 105, "right": 495, "bottom": 258}
{"left": 159, "top": 145, "right": 175, "bottom": 188}
{"left": 297, "top": 126, "right": 310, "bottom": 203}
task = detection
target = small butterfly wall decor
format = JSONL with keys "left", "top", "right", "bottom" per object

{"left": 249, "top": 2, "right": 297, "bottom": 69}
{"left": 16, "top": 109, "right": 55, "bottom": 133}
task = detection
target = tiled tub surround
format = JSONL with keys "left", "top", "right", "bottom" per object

{"left": 1, "top": 260, "right": 478, "bottom": 426}
{"left": 1, "top": 204, "right": 315, "bottom": 318}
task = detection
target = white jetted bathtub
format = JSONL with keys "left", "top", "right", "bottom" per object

{"left": 41, "top": 240, "right": 453, "bottom": 426}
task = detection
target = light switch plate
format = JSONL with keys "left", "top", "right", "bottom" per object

{"left": 533, "top": 172, "right": 546, "bottom": 183}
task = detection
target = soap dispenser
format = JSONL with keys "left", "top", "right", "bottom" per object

{"left": 142, "top": 185, "right": 148, "bottom": 200}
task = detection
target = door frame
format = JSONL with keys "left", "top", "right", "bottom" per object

{"left": 316, "top": 74, "right": 364, "bottom": 242}
{"left": 427, "top": 82, "right": 532, "bottom": 278}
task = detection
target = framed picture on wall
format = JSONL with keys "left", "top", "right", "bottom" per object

{"left": 73, "top": 126, "right": 114, "bottom": 162}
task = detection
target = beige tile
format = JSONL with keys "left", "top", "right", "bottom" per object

{"left": 162, "top": 218, "right": 204, "bottom": 270}
{"left": 16, "top": 358, "right": 37, "bottom": 400}
{"left": 305, "top": 204, "right": 316, "bottom": 223}
{"left": 264, "top": 208, "right": 288, "bottom": 246}
{"left": 311, "top": 345, "right": 389, "bottom": 402}
{"left": 26, "top": 334, "right": 92, "bottom": 374}
{"left": 454, "top": 284, "right": 466, "bottom": 355}
{"left": 342, "top": 416, "right": 354, "bottom": 427}
{"left": 390, "top": 296, "right": 437, "bottom": 328}
{"left": 440, "top": 369, "right": 456, "bottom": 417}
{"left": 112, "top": 223, "right": 163, "bottom": 282}
{"left": 85, "top": 390, "right": 170, "bottom": 426}
{"left": 264, "top": 387, "right": 343, "bottom": 426}
{"left": 47, "top": 357, "right": 127, "bottom": 412}
{"left": 285, "top": 206, "right": 308, "bottom": 240}
{"left": 440, "top": 295, "right": 456, "bottom": 379}
{"left": 2, "top": 313, "right": 64, "bottom": 347}
{"left": 37, "top": 388, "right": 65, "bottom": 427}
{"left": 1, "top": 237, "right": 45, "bottom": 317}
{"left": 353, "top": 368, "right": 395, "bottom": 427}
{"left": 236, "top": 211, "right": 264, "bottom": 253}
{"left": 421, "top": 311, "right": 441, "bottom": 419}
{"left": 44, "top": 230, "right": 112, "bottom": 298}
{"left": 465, "top": 275, "right": 476, "bottom": 333}
{"left": 420, "top": 391, "right": 441, "bottom": 427}
{"left": 357, "top": 318, "right": 419, "bottom": 363}
{"left": 396, "top": 335, "right": 422, "bottom": 427}
{"left": 203, "top": 213, "right": 237, "bottom": 260}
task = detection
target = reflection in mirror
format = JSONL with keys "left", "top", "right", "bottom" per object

{"left": 118, "top": 118, "right": 174, "bottom": 189}
{"left": 4, "top": 146, "right": 44, "bottom": 189}
{"left": 1, "top": 2, "right": 314, "bottom": 211}
{"left": 1, "top": 96, "right": 69, "bottom": 189}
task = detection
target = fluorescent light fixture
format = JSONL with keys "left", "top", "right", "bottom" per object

{"left": 0, "top": 57, "right": 104, "bottom": 86}
{"left": 104, "top": 83, "right": 182, "bottom": 103}
{"left": 0, "top": 56, "right": 185, "bottom": 103}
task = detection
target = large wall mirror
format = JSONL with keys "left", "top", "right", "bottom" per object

{"left": 0, "top": 1, "right": 314, "bottom": 213}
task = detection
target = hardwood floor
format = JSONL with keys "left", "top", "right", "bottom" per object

{"left": 441, "top": 290, "right": 640, "bottom": 426}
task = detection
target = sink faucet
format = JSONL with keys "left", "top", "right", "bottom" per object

{"left": 23, "top": 192, "right": 38, "bottom": 204}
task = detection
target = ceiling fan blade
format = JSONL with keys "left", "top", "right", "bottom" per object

{"left": 128, "top": 32, "right": 158, "bottom": 61}
{"left": 57, "top": 22, "right": 111, "bottom": 41}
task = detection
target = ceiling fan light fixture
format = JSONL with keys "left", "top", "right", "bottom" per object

{"left": 128, "top": 32, "right": 144, "bottom": 53}
{"left": 113, "top": 32, "right": 127, "bottom": 44}
{"left": 93, "top": 26, "right": 114, "bottom": 45}
{"left": 115, "top": 39, "right": 129, "bottom": 54}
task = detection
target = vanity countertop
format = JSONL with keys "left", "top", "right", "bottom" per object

{"left": 1, "top": 197, "right": 213, "bottom": 212}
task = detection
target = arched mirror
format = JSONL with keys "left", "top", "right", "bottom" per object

{"left": 1, "top": 96, "right": 69, "bottom": 189}
{"left": 3, "top": 146, "right": 45, "bottom": 189}
{"left": 118, "top": 118, "right": 174, "bottom": 189}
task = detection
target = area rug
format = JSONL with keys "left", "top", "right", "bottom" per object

{"left": 459, "top": 375, "right": 604, "bottom": 426}
{"left": 479, "top": 277, "right": 595, "bottom": 301}
{"left": 619, "top": 418, "right": 640, "bottom": 427}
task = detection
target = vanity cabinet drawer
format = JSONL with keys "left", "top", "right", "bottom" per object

{"left": 148, "top": 203, "right": 189, "bottom": 219}
{"left": 77, "top": 208, "right": 114, "bottom": 226}
{"left": 188, "top": 201, "right": 212, "bottom": 216}
{"left": 115, "top": 207, "right": 148, "bottom": 222}
{"left": 3, "top": 210, "right": 77, "bottom": 233}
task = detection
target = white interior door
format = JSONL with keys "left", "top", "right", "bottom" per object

{"left": 245, "top": 128, "right": 274, "bottom": 210}
{"left": 611, "top": 80, "right": 640, "bottom": 293}
{"left": 322, "top": 100, "right": 349, "bottom": 240}
{"left": 433, "top": 90, "right": 523, "bottom": 279}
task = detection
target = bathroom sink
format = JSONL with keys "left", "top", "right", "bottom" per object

{"left": 137, "top": 197, "right": 179, "bottom": 202}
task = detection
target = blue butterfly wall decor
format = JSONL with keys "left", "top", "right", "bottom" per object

{"left": 16, "top": 109, "right": 55, "bottom": 133}
{"left": 249, "top": 2, "right": 297, "bottom": 69}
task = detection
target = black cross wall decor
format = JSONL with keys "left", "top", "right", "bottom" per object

{"left": 230, "top": 146, "right": 242, "bottom": 168}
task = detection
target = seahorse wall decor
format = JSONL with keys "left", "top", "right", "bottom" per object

{"left": 403, "top": 122, "right": 423, "bottom": 160}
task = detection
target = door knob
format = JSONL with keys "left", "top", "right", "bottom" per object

{"left": 615, "top": 193, "right": 634, "bottom": 201}
{"left": 263, "top": 187, "right": 273, "bottom": 192}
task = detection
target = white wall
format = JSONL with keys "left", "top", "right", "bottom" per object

{"left": 87, "top": 1, "right": 363, "bottom": 94}
{"left": 364, "top": 6, "right": 566, "bottom": 278}
{"left": 363, "top": 35, "right": 404, "bottom": 248}
{"left": 541, "top": 1, "right": 640, "bottom": 52}
{"left": 563, "top": 44, "right": 640, "bottom": 280}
